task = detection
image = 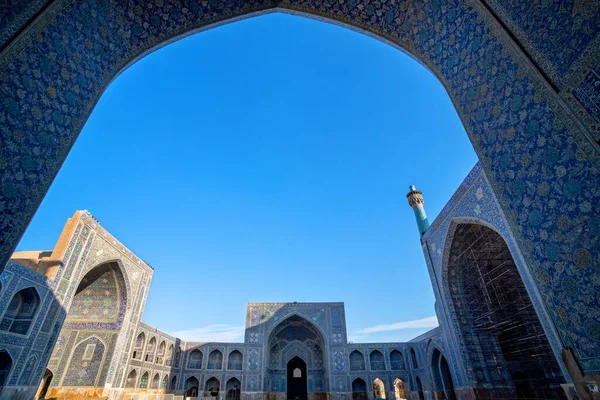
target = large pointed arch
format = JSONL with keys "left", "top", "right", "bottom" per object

{"left": 441, "top": 221, "right": 566, "bottom": 398}
{"left": 0, "top": 0, "right": 598, "bottom": 380}
{"left": 64, "top": 261, "right": 128, "bottom": 330}
{"left": 267, "top": 313, "right": 327, "bottom": 393}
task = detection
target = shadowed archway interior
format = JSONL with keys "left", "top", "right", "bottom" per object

{"left": 268, "top": 314, "right": 326, "bottom": 395}
{"left": 447, "top": 223, "right": 566, "bottom": 398}
{"left": 287, "top": 356, "right": 307, "bottom": 400}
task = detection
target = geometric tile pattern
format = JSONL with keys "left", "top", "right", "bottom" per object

{"left": 0, "top": 0, "right": 599, "bottom": 377}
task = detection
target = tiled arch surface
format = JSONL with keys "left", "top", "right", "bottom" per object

{"left": 0, "top": 0, "right": 599, "bottom": 374}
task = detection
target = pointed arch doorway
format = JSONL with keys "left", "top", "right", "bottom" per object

{"left": 287, "top": 356, "right": 307, "bottom": 400}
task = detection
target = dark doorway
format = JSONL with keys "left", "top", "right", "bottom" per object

{"left": 37, "top": 369, "right": 53, "bottom": 399}
{"left": 226, "top": 378, "right": 241, "bottom": 400}
{"left": 287, "top": 356, "right": 307, "bottom": 400}
{"left": 0, "top": 350, "right": 12, "bottom": 389}
{"left": 352, "top": 378, "right": 368, "bottom": 400}
{"left": 513, "top": 372, "right": 536, "bottom": 399}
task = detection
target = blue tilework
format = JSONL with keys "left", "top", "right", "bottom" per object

{"left": 422, "top": 167, "right": 572, "bottom": 383}
{"left": 483, "top": 0, "right": 600, "bottom": 79}
{"left": 0, "top": 0, "right": 599, "bottom": 375}
{"left": 62, "top": 335, "right": 105, "bottom": 386}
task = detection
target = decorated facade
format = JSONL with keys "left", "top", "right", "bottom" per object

{"left": 0, "top": 159, "right": 592, "bottom": 399}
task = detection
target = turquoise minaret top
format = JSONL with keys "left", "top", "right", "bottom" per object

{"left": 407, "top": 185, "right": 430, "bottom": 236}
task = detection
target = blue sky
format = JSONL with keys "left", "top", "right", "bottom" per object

{"left": 17, "top": 13, "right": 477, "bottom": 343}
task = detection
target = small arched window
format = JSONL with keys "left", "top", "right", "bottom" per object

{"left": 145, "top": 337, "right": 156, "bottom": 362}
{"left": 0, "top": 287, "right": 40, "bottom": 335}
{"left": 132, "top": 332, "right": 145, "bottom": 360}
{"left": 151, "top": 373, "right": 160, "bottom": 389}
{"left": 227, "top": 350, "right": 243, "bottom": 370}
{"left": 390, "top": 350, "right": 405, "bottom": 370}
{"left": 349, "top": 350, "right": 365, "bottom": 371}
{"left": 205, "top": 377, "right": 220, "bottom": 395}
{"left": 373, "top": 378, "right": 386, "bottom": 399}
{"left": 188, "top": 349, "right": 203, "bottom": 369}
{"left": 157, "top": 341, "right": 166, "bottom": 364}
{"left": 369, "top": 350, "right": 385, "bottom": 370}
{"left": 394, "top": 378, "right": 407, "bottom": 400}
{"left": 139, "top": 371, "right": 149, "bottom": 388}
{"left": 166, "top": 344, "right": 174, "bottom": 366}
{"left": 352, "top": 378, "right": 368, "bottom": 400}
{"left": 208, "top": 350, "right": 223, "bottom": 369}
{"left": 125, "top": 369, "right": 137, "bottom": 388}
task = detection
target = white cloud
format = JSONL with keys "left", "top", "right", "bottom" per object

{"left": 357, "top": 316, "right": 438, "bottom": 334}
{"left": 171, "top": 324, "right": 245, "bottom": 342}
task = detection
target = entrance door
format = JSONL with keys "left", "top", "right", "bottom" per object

{"left": 287, "top": 356, "right": 307, "bottom": 400}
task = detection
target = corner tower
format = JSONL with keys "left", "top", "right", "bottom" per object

{"left": 407, "top": 185, "right": 429, "bottom": 236}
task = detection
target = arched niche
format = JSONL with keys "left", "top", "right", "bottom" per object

{"left": 267, "top": 314, "right": 326, "bottom": 394}
{"left": 208, "top": 349, "right": 223, "bottom": 370}
{"left": 188, "top": 348, "right": 203, "bottom": 369}
{"left": 0, "top": 287, "right": 40, "bottom": 335}
{"left": 351, "top": 378, "right": 368, "bottom": 400}
{"left": 410, "top": 349, "right": 418, "bottom": 369}
{"left": 64, "top": 261, "right": 127, "bottom": 330}
{"left": 226, "top": 377, "right": 241, "bottom": 400}
{"left": 393, "top": 378, "right": 407, "bottom": 400}
{"left": 390, "top": 350, "right": 405, "bottom": 370}
{"left": 132, "top": 332, "right": 145, "bottom": 360}
{"left": 414, "top": 377, "right": 424, "bottom": 400}
{"left": 125, "top": 369, "right": 137, "bottom": 388}
{"left": 430, "top": 348, "right": 456, "bottom": 400}
{"left": 369, "top": 350, "right": 385, "bottom": 370}
{"left": 372, "top": 378, "right": 386, "bottom": 399}
{"left": 205, "top": 377, "right": 220, "bottom": 396}
{"left": 228, "top": 350, "right": 243, "bottom": 370}
{"left": 349, "top": 350, "right": 365, "bottom": 371}
{"left": 444, "top": 223, "right": 566, "bottom": 398}
{"left": 151, "top": 373, "right": 160, "bottom": 389}
{"left": 0, "top": 350, "right": 13, "bottom": 389}
{"left": 139, "top": 371, "right": 149, "bottom": 389}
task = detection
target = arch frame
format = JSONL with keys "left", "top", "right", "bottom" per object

{"left": 439, "top": 217, "right": 571, "bottom": 385}
{"left": 392, "top": 376, "right": 410, "bottom": 393}
{"left": 67, "top": 258, "right": 131, "bottom": 316}
{"left": 124, "top": 368, "right": 139, "bottom": 389}
{"left": 0, "top": 285, "right": 42, "bottom": 337}
{"left": 0, "top": 0, "right": 598, "bottom": 376}
{"left": 427, "top": 345, "right": 456, "bottom": 399}
{"left": 59, "top": 334, "right": 109, "bottom": 388}
{"left": 205, "top": 375, "right": 221, "bottom": 392}
{"left": 370, "top": 376, "right": 388, "bottom": 399}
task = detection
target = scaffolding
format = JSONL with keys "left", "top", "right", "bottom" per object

{"left": 447, "top": 224, "right": 565, "bottom": 399}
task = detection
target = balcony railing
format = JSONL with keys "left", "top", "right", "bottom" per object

{"left": 391, "top": 361, "right": 405, "bottom": 370}
{"left": 228, "top": 362, "right": 243, "bottom": 370}
{"left": 350, "top": 361, "right": 365, "bottom": 371}
{"left": 370, "top": 361, "right": 386, "bottom": 370}
{"left": 188, "top": 361, "right": 202, "bottom": 369}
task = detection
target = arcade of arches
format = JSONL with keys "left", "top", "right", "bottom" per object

{"left": 0, "top": 0, "right": 599, "bottom": 396}
{"left": 0, "top": 197, "right": 590, "bottom": 399}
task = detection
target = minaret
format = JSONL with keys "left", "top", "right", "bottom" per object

{"left": 407, "top": 185, "right": 430, "bottom": 236}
